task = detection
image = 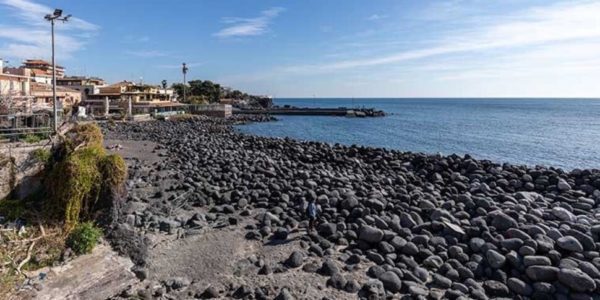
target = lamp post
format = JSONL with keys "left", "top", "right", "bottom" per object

{"left": 44, "top": 9, "right": 70, "bottom": 133}
{"left": 182, "top": 63, "right": 188, "bottom": 103}
{"left": 161, "top": 80, "right": 168, "bottom": 101}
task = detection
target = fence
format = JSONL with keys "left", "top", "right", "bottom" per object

{"left": 0, "top": 112, "right": 58, "bottom": 138}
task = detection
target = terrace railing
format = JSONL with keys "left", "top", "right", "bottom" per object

{"left": 0, "top": 112, "right": 57, "bottom": 138}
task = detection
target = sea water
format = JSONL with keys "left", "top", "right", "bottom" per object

{"left": 236, "top": 98, "right": 600, "bottom": 170}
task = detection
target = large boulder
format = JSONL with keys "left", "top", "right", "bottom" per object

{"left": 486, "top": 249, "right": 506, "bottom": 269}
{"left": 285, "top": 251, "right": 304, "bottom": 268}
{"left": 507, "top": 277, "right": 533, "bottom": 296}
{"left": 557, "top": 179, "right": 571, "bottom": 191}
{"left": 552, "top": 207, "right": 576, "bottom": 222}
{"left": 378, "top": 271, "right": 402, "bottom": 293}
{"left": 558, "top": 268, "right": 596, "bottom": 292}
{"left": 525, "top": 266, "right": 559, "bottom": 282}
{"left": 359, "top": 225, "right": 384, "bottom": 243}
{"left": 491, "top": 212, "right": 518, "bottom": 231}
{"left": 557, "top": 236, "right": 583, "bottom": 252}
{"left": 318, "top": 259, "right": 339, "bottom": 276}
{"left": 317, "top": 223, "right": 337, "bottom": 237}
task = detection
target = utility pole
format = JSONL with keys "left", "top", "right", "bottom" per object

{"left": 182, "top": 63, "right": 188, "bottom": 103}
{"left": 45, "top": 9, "right": 70, "bottom": 133}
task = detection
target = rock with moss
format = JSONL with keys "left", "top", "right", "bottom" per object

{"left": 44, "top": 124, "right": 127, "bottom": 229}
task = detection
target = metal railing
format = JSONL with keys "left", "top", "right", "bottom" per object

{"left": 0, "top": 112, "right": 57, "bottom": 137}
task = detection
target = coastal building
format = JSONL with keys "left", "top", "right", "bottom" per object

{"left": 23, "top": 59, "right": 65, "bottom": 81}
{"left": 30, "top": 82, "right": 82, "bottom": 111}
{"left": 3, "top": 59, "right": 65, "bottom": 85}
{"left": 0, "top": 68, "right": 34, "bottom": 113}
{"left": 57, "top": 76, "right": 106, "bottom": 100}
{"left": 84, "top": 81, "right": 179, "bottom": 116}
{"left": 1, "top": 58, "right": 78, "bottom": 114}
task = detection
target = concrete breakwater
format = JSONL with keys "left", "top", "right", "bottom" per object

{"left": 103, "top": 116, "right": 600, "bottom": 299}
{"left": 235, "top": 106, "right": 385, "bottom": 117}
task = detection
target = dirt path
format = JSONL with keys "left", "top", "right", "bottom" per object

{"left": 143, "top": 219, "right": 367, "bottom": 299}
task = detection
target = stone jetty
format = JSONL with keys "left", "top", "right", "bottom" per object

{"left": 102, "top": 116, "right": 600, "bottom": 299}
{"left": 235, "top": 106, "right": 385, "bottom": 117}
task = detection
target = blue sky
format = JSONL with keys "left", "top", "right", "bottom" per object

{"left": 1, "top": 0, "right": 600, "bottom": 97}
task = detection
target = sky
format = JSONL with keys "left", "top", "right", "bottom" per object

{"left": 1, "top": 0, "right": 600, "bottom": 98}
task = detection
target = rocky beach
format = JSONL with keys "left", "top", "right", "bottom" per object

{"left": 101, "top": 116, "right": 600, "bottom": 299}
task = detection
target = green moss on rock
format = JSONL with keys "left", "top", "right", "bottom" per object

{"left": 99, "top": 154, "right": 127, "bottom": 191}
{"left": 45, "top": 124, "right": 126, "bottom": 230}
{"left": 31, "top": 148, "right": 51, "bottom": 164}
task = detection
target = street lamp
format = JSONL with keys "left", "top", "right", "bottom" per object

{"left": 44, "top": 9, "right": 71, "bottom": 133}
{"left": 182, "top": 63, "right": 188, "bottom": 103}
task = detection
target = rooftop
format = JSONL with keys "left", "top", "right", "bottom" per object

{"left": 24, "top": 59, "right": 50, "bottom": 65}
{"left": 31, "top": 82, "right": 80, "bottom": 93}
{"left": 28, "top": 68, "right": 52, "bottom": 77}
{"left": 23, "top": 59, "right": 64, "bottom": 69}
{"left": 58, "top": 76, "right": 105, "bottom": 82}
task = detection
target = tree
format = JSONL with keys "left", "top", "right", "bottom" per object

{"left": 172, "top": 78, "right": 271, "bottom": 107}
{"left": 171, "top": 83, "right": 186, "bottom": 102}
{"left": 230, "top": 89, "right": 244, "bottom": 100}
{"left": 187, "top": 80, "right": 221, "bottom": 103}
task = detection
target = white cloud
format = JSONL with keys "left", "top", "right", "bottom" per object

{"left": 0, "top": 0, "right": 98, "bottom": 61}
{"left": 281, "top": 1, "right": 600, "bottom": 74}
{"left": 436, "top": 41, "right": 600, "bottom": 81}
{"left": 218, "top": 1, "right": 600, "bottom": 97}
{"left": 214, "top": 7, "right": 284, "bottom": 38}
{"left": 2, "top": 0, "right": 99, "bottom": 30}
{"left": 125, "top": 50, "right": 168, "bottom": 58}
{"left": 417, "top": 0, "right": 479, "bottom": 21}
{"left": 367, "top": 14, "right": 387, "bottom": 21}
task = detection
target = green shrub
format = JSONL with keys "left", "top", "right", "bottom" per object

{"left": 66, "top": 222, "right": 102, "bottom": 255}
{"left": 32, "top": 148, "right": 51, "bottom": 164}
{"left": 22, "top": 134, "right": 43, "bottom": 144}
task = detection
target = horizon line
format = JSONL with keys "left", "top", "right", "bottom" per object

{"left": 273, "top": 97, "right": 600, "bottom": 100}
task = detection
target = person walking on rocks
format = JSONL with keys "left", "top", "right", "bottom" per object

{"left": 306, "top": 199, "right": 319, "bottom": 232}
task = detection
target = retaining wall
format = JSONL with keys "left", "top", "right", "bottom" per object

{"left": 0, "top": 141, "right": 50, "bottom": 200}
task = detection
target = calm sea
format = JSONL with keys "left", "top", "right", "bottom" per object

{"left": 236, "top": 99, "right": 600, "bottom": 170}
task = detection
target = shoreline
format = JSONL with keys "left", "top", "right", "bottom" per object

{"left": 99, "top": 115, "right": 600, "bottom": 299}
{"left": 234, "top": 119, "right": 597, "bottom": 173}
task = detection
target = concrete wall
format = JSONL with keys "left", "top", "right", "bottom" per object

{"left": 190, "top": 104, "right": 232, "bottom": 118}
{"left": 0, "top": 141, "right": 49, "bottom": 200}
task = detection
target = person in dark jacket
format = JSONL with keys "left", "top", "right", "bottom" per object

{"left": 306, "top": 199, "right": 318, "bottom": 232}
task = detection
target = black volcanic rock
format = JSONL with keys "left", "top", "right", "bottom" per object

{"left": 101, "top": 116, "right": 600, "bottom": 299}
